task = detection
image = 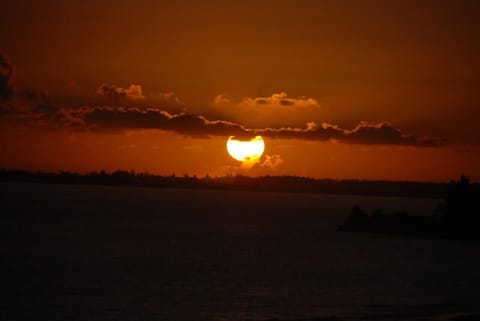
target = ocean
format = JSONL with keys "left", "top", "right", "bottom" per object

{"left": 2, "top": 182, "right": 479, "bottom": 321}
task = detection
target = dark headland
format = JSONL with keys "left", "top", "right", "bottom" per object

{"left": 338, "top": 176, "right": 480, "bottom": 241}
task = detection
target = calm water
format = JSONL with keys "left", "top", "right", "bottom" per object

{"left": 2, "top": 182, "right": 480, "bottom": 321}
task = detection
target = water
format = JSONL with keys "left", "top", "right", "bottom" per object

{"left": 2, "top": 182, "right": 480, "bottom": 321}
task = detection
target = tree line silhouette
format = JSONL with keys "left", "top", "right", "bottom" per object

{"left": 0, "top": 168, "right": 467, "bottom": 198}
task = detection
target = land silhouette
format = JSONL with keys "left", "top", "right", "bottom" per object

{"left": 0, "top": 168, "right": 471, "bottom": 199}
{"left": 3, "top": 168, "right": 479, "bottom": 241}
{"left": 338, "top": 176, "right": 480, "bottom": 241}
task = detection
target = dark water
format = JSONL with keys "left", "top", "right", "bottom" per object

{"left": 1, "top": 183, "right": 479, "bottom": 321}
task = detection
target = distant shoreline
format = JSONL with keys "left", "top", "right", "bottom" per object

{"left": 0, "top": 168, "right": 465, "bottom": 199}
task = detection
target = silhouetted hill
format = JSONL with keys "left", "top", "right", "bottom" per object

{"left": 0, "top": 168, "right": 471, "bottom": 199}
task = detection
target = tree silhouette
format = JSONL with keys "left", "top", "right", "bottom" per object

{"left": 441, "top": 175, "right": 480, "bottom": 238}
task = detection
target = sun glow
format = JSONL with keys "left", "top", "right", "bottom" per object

{"left": 226, "top": 136, "right": 265, "bottom": 163}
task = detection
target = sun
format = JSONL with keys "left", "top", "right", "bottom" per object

{"left": 226, "top": 136, "right": 265, "bottom": 162}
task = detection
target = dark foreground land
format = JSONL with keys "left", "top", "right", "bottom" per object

{"left": 338, "top": 176, "right": 480, "bottom": 242}
{"left": 2, "top": 182, "right": 480, "bottom": 321}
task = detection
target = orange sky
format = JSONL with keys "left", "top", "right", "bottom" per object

{"left": 1, "top": 0, "right": 480, "bottom": 181}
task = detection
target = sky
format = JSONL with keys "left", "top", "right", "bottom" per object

{"left": 1, "top": 0, "right": 480, "bottom": 181}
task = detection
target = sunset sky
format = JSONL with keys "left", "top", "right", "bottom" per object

{"left": 1, "top": 0, "right": 480, "bottom": 181}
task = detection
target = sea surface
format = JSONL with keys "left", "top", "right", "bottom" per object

{"left": 2, "top": 182, "right": 480, "bottom": 321}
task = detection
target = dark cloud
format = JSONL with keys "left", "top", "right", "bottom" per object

{"left": 96, "top": 83, "right": 145, "bottom": 100}
{"left": 54, "top": 106, "right": 441, "bottom": 146}
{"left": 2, "top": 101, "right": 442, "bottom": 146}
{"left": 0, "top": 54, "right": 51, "bottom": 115}
{"left": 33, "top": 103, "right": 60, "bottom": 114}
{"left": 344, "top": 122, "right": 439, "bottom": 146}
{"left": 256, "top": 121, "right": 443, "bottom": 147}
{"left": 67, "top": 107, "right": 248, "bottom": 137}
{"left": 219, "top": 92, "right": 320, "bottom": 109}
{"left": 0, "top": 54, "right": 443, "bottom": 147}
{"left": 346, "top": 122, "right": 443, "bottom": 146}
{"left": 256, "top": 122, "right": 344, "bottom": 141}
{"left": 19, "top": 89, "right": 48, "bottom": 102}
{"left": 255, "top": 98, "right": 268, "bottom": 105}
{"left": 279, "top": 99, "right": 295, "bottom": 106}
{"left": 0, "top": 105, "right": 10, "bottom": 115}
{"left": 0, "top": 54, "right": 14, "bottom": 101}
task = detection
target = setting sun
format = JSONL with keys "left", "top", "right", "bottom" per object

{"left": 3, "top": 2, "right": 480, "bottom": 320}
{"left": 226, "top": 136, "right": 265, "bottom": 163}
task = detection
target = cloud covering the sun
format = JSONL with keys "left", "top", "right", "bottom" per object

{"left": 3, "top": 104, "right": 441, "bottom": 147}
{"left": 0, "top": 54, "right": 444, "bottom": 147}
{"left": 257, "top": 121, "right": 443, "bottom": 146}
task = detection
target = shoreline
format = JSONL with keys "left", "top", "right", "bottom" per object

{"left": 0, "top": 169, "right": 455, "bottom": 199}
